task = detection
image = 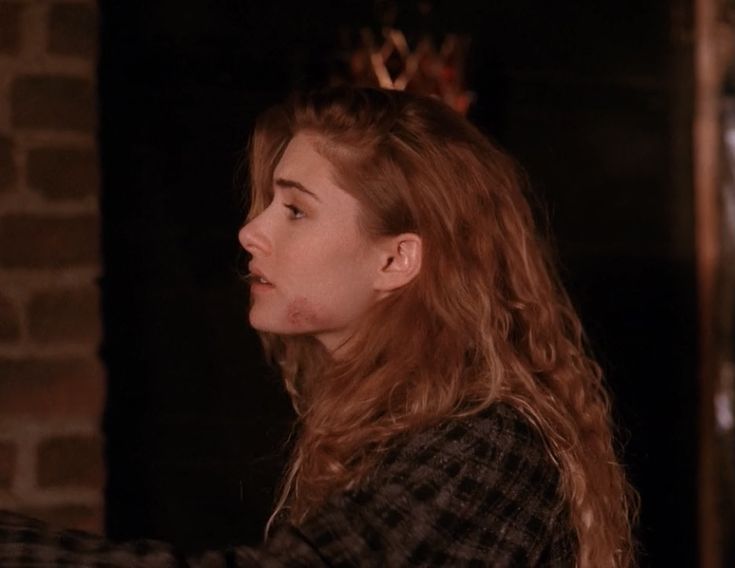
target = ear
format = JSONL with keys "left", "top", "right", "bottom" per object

{"left": 373, "top": 233, "right": 422, "bottom": 293}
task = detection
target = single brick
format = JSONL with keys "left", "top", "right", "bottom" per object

{"left": 0, "top": 441, "right": 18, "bottom": 489}
{"left": 28, "top": 146, "right": 98, "bottom": 200}
{"left": 18, "top": 504, "right": 102, "bottom": 533}
{"left": 0, "top": 357, "right": 105, "bottom": 417}
{"left": 11, "top": 76, "right": 95, "bottom": 132}
{"left": 0, "top": 2, "right": 21, "bottom": 54}
{"left": 48, "top": 2, "right": 97, "bottom": 58}
{"left": 0, "top": 136, "right": 18, "bottom": 193}
{"left": 0, "top": 214, "right": 100, "bottom": 268}
{"left": 29, "top": 287, "right": 101, "bottom": 343}
{"left": 0, "top": 292, "right": 21, "bottom": 342}
{"left": 37, "top": 434, "right": 103, "bottom": 488}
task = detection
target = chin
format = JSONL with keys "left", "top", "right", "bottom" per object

{"left": 248, "top": 310, "right": 271, "bottom": 333}
{"left": 248, "top": 312, "right": 290, "bottom": 336}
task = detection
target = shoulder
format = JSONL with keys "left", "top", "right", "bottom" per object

{"left": 378, "top": 401, "right": 557, "bottom": 484}
{"left": 295, "top": 402, "right": 576, "bottom": 566}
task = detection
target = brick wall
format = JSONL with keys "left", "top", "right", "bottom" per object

{"left": 0, "top": 0, "right": 104, "bottom": 532}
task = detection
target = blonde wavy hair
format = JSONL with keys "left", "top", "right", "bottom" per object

{"left": 246, "top": 87, "right": 638, "bottom": 566}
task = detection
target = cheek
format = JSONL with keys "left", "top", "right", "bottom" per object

{"left": 286, "top": 295, "right": 328, "bottom": 327}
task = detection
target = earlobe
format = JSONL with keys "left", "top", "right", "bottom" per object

{"left": 375, "top": 233, "right": 422, "bottom": 292}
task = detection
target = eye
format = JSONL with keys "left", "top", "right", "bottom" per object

{"left": 284, "top": 203, "right": 305, "bottom": 220}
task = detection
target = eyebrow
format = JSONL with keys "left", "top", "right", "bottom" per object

{"left": 274, "top": 177, "right": 321, "bottom": 202}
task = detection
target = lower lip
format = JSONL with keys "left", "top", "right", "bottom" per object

{"left": 250, "top": 281, "right": 275, "bottom": 293}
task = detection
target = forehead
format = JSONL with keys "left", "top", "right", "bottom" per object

{"left": 273, "top": 132, "right": 334, "bottom": 181}
{"left": 273, "top": 132, "right": 365, "bottom": 219}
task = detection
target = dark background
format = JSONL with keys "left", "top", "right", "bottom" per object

{"left": 98, "top": 1, "right": 698, "bottom": 565}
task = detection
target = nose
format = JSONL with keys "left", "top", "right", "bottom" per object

{"left": 238, "top": 214, "right": 271, "bottom": 256}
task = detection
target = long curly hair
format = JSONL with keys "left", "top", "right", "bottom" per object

{"left": 245, "top": 87, "right": 638, "bottom": 567}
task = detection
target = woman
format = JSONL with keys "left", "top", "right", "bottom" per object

{"left": 235, "top": 85, "right": 636, "bottom": 565}
{"left": 0, "top": 86, "right": 636, "bottom": 566}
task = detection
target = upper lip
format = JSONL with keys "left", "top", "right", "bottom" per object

{"left": 248, "top": 264, "right": 272, "bottom": 284}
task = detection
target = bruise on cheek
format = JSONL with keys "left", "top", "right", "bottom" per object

{"left": 286, "top": 296, "right": 325, "bottom": 327}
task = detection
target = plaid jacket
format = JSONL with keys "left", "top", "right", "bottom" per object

{"left": 0, "top": 403, "right": 576, "bottom": 567}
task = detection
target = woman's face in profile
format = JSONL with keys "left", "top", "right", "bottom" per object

{"left": 239, "top": 132, "right": 385, "bottom": 351}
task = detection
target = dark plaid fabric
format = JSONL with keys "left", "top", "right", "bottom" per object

{"left": 0, "top": 403, "right": 576, "bottom": 567}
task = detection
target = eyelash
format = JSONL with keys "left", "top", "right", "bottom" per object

{"left": 284, "top": 203, "right": 305, "bottom": 220}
